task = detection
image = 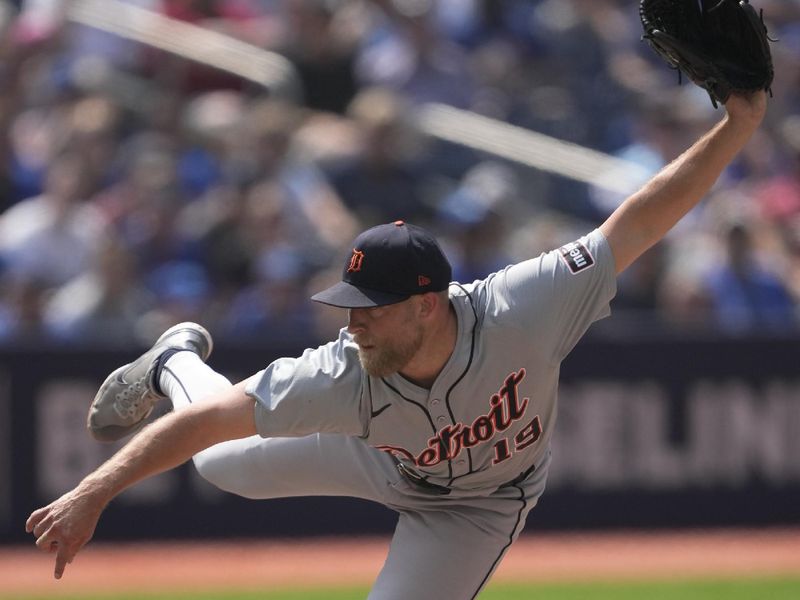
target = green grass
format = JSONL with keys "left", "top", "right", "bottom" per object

{"left": 8, "top": 577, "right": 800, "bottom": 600}
{"left": 488, "top": 578, "right": 800, "bottom": 599}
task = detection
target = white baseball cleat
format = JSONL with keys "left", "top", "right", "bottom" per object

{"left": 87, "top": 322, "right": 213, "bottom": 442}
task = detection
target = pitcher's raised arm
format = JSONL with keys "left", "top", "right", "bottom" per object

{"left": 600, "top": 92, "right": 767, "bottom": 274}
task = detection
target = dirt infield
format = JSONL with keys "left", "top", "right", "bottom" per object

{"left": 2, "top": 528, "right": 799, "bottom": 596}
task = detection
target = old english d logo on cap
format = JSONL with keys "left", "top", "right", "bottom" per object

{"left": 347, "top": 249, "right": 365, "bottom": 273}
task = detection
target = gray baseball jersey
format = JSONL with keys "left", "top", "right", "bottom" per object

{"left": 246, "top": 229, "right": 616, "bottom": 500}
{"left": 168, "top": 228, "right": 618, "bottom": 599}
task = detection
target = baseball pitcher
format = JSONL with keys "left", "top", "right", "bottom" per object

{"left": 26, "top": 89, "right": 767, "bottom": 599}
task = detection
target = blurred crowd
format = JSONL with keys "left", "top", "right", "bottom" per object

{"left": 1, "top": 0, "right": 800, "bottom": 347}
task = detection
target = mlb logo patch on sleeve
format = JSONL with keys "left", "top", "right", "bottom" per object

{"left": 558, "top": 241, "right": 595, "bottom": 274}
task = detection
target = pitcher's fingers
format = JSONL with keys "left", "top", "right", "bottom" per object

{"left": 35, "top": 527, "right": 57, "bottom": 551}
{"left": 32, "top": 515, "right": 53, "bottom": 539}
{"left": 54, "top": 544, "right": 74, "bottom": 580}
{"left": 26, "top": 507, "right": 48, "bottom": 532}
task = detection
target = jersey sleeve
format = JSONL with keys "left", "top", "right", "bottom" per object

{"left": 245, "top": 329, "right": 369, "bottom": 438}
{"left": 487, "top": 228, "right": 617, "bottom": 362}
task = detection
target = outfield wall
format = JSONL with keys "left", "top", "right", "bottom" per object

{"left": 3, "top": 333, "right": 800, "bottom": 544}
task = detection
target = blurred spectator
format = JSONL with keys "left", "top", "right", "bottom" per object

{"left": 610, "top": 244, "right": 668, "bottom": 329}
{"left": 0, "top": 151, "right": 106, "bottom": 287}
{"left": 222, "top": 176, "right": 350, "bottom": 340}
{"left": 43, "top": 238, "right": 154, "bottom": 343}
{"left": 354, "top": 0, "right": 476, "bottom": 108}
{"left": 702, "top": 222, "right": 796, "bottom": 334}
{"left": 0, "top": 273, "right": 50, "bottom": 341}
{"left": 276, "top": 0, "right": 359, "bottom": 113}
{"left": 326, "top": 86, "right": 431, "bottom": 224}
{"left": 219, "top": 247, "right": 316, "bottom": 343}
{"left": 590, "top": 99, "right": 701, "bottom": 218}
{"left": 186, "top": 182, "right": 254, "bottom": 299}
{"left": 6, "top": 85, "right": 68, "bottom": 206}
{"left": 94, "top": 132, "right": 201, "bottom": 273}
{"left": 137, "top": 259, "right": 212, "bottom": 341}
{"left": 436, "top": 160, "right": 517, "bottom": 282}
{"left": 176, "top": 90, "right": 238, "bottom": 197}
{"left": 235, "top": 98, "right": 358, "bottom": 259}
{"left": 754, "top": 117, "right": 800, "bottom": 222}
{"left": 63, "top": 95, "right": 123, "bottom": 194}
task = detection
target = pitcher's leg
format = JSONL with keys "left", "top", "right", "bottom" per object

{"left": 87, "top": 322, "right": 213, "bottom": 441}
{"left": 158, "top": 350, "right": 233, "bottom": 410}
{"left": 194, "top": 433, "right": 401, "bottom": 502}
{"left": 160, "top": 352, "right": 399, "bottom": 503}
{"left": 369, "top": 489, "right": 534, "bottom": 600}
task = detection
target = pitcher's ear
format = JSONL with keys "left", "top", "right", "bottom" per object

{"left": 415, "top": 292, "right": 439, "bottom": 319}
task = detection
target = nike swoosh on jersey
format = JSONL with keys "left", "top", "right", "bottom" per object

{"left": 371, "top": 403, "right": 392, "bottom": 418}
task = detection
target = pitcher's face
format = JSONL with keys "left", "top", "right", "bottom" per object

{"left": 347, "top": 300, "right": 424, "bottom": 378}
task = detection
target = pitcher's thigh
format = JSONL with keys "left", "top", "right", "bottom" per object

{"left": 368, "top": 498, "right": 530, "bottom": 600}
{"left": 192, "top": 433, "right": 397, "bottom": 502}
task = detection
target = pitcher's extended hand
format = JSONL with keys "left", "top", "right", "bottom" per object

{"left": 26, "top": 486, "right": 106, "bottom": 579}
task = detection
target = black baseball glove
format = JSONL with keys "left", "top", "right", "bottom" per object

{"left": 640, "top": 0, "right": 774, "bottom": 107}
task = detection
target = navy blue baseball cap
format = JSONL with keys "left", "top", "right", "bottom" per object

{"left": 311, "top": 221, "right": 452, "bottom": 308}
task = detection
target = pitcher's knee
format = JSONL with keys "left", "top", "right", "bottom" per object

{"left": 191, "top": 442, "right": 265, "bottom": 499}
{"left": 192, "top": 447, "right": 248, "bottom": 496}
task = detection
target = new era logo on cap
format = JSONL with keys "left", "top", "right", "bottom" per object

{"left": 311, "top": 221, "right": 452, "bottom": 308}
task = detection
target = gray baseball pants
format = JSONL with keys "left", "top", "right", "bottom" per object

{"left": 161, "top": 353, "right": 543, "bottom": 600}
